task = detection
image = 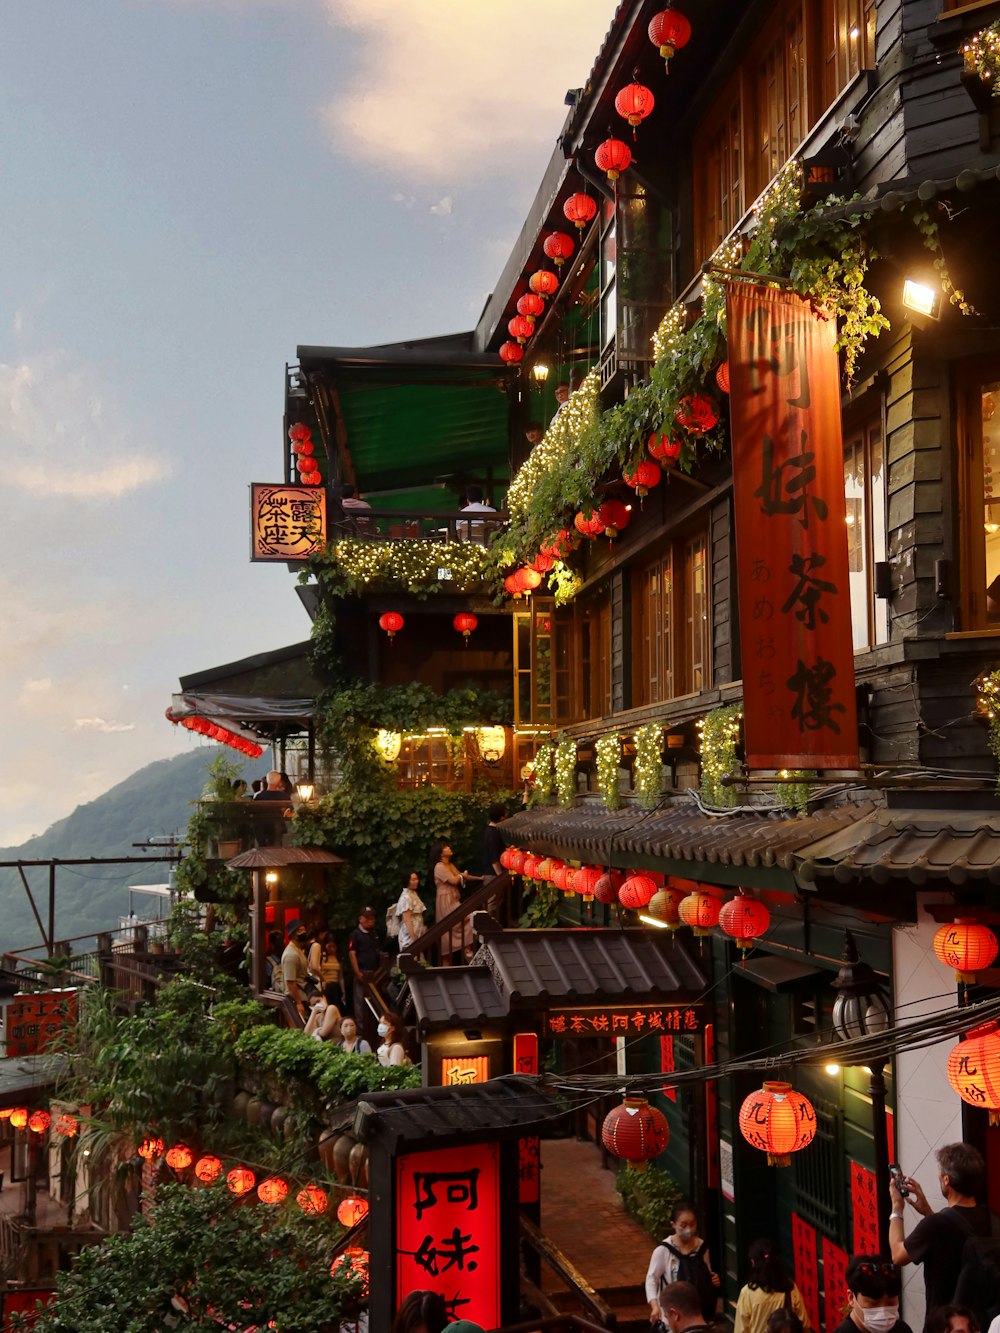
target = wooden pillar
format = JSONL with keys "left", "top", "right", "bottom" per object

{"left": 250, "top": 870, "right": 266, "bottom": 995}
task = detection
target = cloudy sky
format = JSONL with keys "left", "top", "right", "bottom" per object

{"left": 0, "top": 1, "right": 614, "bottom": 846}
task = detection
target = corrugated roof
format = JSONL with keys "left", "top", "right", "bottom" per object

{"left": 408, "top": 966, "right": 507, "bottom": 1036}
{"left": 353, "top": 1078, "right": 555, "bottom": 1151}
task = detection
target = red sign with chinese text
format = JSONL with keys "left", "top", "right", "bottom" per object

{"left": 513, "top": 1033, "right": 540, "bottom": 1205}
{"left": 660, "top": 1035, "right": 677, "bottom": 1102}
{"left": 851, "top": 1161, "right": 879, "bottom": 1256}
{"left": 441, "top": 1057, "right": 489, "bottom": 1086}
{"left": 790, "top": 1213, "right": 820, "bottom": 1331}
{"left": 3, "top": 1288, "right": 54, "bottom": 1329}
{"left": 822, "top": 1236, "right": 850, "bottom": 1333}
{"left": 396, "top": 1141, "right": 501, "bottom": 1328}
{"left": 544, "top": 1004, "right": 702, "bottom": 1038}
{"left": 6, "top": 991, "right": 78, "bottom": 1057}
{"left": 727, "top": 284, "right": 858, "bottom": 769}
{"left": 250, "top": 484, "right": 326, "bottom": 562}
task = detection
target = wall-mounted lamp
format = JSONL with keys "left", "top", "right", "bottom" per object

{"left": 531, "top": 363, "right": 550, "bottom": 384}
{"left": 375, "top": 729, "right": 402, "bottom": 763}
{"left": 265, "top": 871, "right": 279, "bottom": 886}
{"left": 295, "top": 781, "right": 314, "bottom": 802}
{"left": 902, "top": 278, "right": 941, "bottom": 320}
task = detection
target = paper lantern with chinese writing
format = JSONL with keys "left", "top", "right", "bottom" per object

{"left": 165, "top": 1144, "right": 193, "bottom": 1170}
{"left": 648, "top": 432, "right": 683, "bottom": 465}
{"left": 564, "top": 192, "right": 598, "bottom": 229}
{"left": 517, "top": 292, "right": 545, "bottom": 324}
{"left": 138, "top": 1136, "right": 163, "bottom": 1160}
{"left": 227, "top": 1167, "right": 256, "bottom": 1196}
{"left": 541, "top": 528, "right": 574, "bottom": 558}
{"left": 522, "top": 854, "right": 543, "bottom": 880}
{"left": 508, "top": 314, "right": 535, "bottom": 344}
{"left": 378, "top": 612, "right": 404, "bottom": 640}
{"left": 615, "top": 82, "right": 655, "bottom": 134}
{"left": 337, "top": 1195, "right": 369, "bottom": 1228}
{"left": 296, "top": 1184, "right": 328, "bottom": 1214}
{"left": 595, "top": 136, "right": 632, "bottom": 181}
{"left": 500, "top": 847, "right": 522, "bottom": 872}
{"left": 529, "top": 269, "right": 559, "bottom": 298}
{"left": 28, "top": 1110, "right": 51, "bottom": 1134}
{"left": 716, "top": 361, "right": 730, "bottom": 394}
{"left": 551, "top": 863, "right": 572, "bottom": 893}
{"left": 504, "top": 572, "right": 523, "bottom": 599}
{"left": 676, "top": 393, "right": 719, "bottom": 434}
{"left": 601, "top": 1095, "right": 669, "bottom": 1167}
{"left": 257, "top": 1176, "right": 289, "bottom": 1205}
{"left": 195, "top": 1155, "right": 223, "bottom": 1183}
{"left": 648, "top": 7, "right": 692, "bottom": 69}
{"left": 543, "top": 232, "right": 575, "bottom": 268}
{"left": 330, "top": 1247, "right": 370, "bottom": 1295}
{"left": 499, "top": 340, "right": 524, "bottom": 364}
{"left": 575, "top": 509, "right": 605, "bottom": 538}
{"left": 648, "top": 885, "right": 687, "bottom": 929}
{"left": 739, "top": 1081, "right": 817, "bottom": 1166}
{"left": 624, "top": 459, "right": 662, "bottom": 497}
{"left": 572, "top": 865, "right": 604, "bottom": 902}
{"left": 619, "top": 874, "right": 658, "bottom": 910}
{"left": 719, "top": 893, "right": 771, "bottom": 953}
{"left": 594, "top": 869, "right": 624, "bottom": 904}
{"left": 679, "top": 887, "right": 721, "bottom": 935}
{"left": 933, "top": 920, "right": 998, "bottom": 984}
{"left": 535, "top": 857, "right": 554, "bottom": 883}
{"left": 947, "top": 1023, "right": 1000, "bottom": 1125}
{"left": 453, "top": 613, "right": 478, "bottom": 643}
{"left": 54, "top": 1113, "right": 79, "bottom": 1138}
{"left": 598, "top": 498, "right": 631, "bottom": 537}
{"left": 0, "top": 1108, "right": 13, "bottom": 1121}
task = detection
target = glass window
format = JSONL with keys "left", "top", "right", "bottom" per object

{"left": 982, "top": 382, "right": 1000, "bottom": 619}
{"left": 633, "top": 528, "right": 710, "bottom": 704}
{"left": 843, "top": 417, "right": 888, "bottom": 650}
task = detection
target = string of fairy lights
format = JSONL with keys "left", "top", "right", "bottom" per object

{"left": 963, "top": 20, "right": 1000, "bottom": 89}
{"left": 505, "top": 370, "right": 602, "bottom": 525}
{"left": 319, "top": 538, "right": 491, "bottom": 594}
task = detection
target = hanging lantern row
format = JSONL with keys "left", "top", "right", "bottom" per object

{"left": 289, "top": 423, "right": 322, "bottom": 487}
{"left": 933, "top": 919, "right": 998, "bottom": 984}
{"left": 530, "top": 269, "right": 559, "bottom": 299}
{"left": 595, "top": 136, "right": 632, "bottom": 182}
{"left": 169, "top": 712, "right": 264, "bottom": 759}
{"left": 564, "top": 192, "right": 598, "bottom": 230}
{"left": 503, "top": 566, "right": 543, "bottom": 601}
{"left": 624, "top": 459, "right": 662, "bottom": 498}
{"left": 648, "top": 432, "right": 683, "bottom": 465}
{"left": 1, "top": 1107, "right": 78, "bottom": 1136}
{"left": 648, "top": 6, "right": 692, "bottom": 73}
{"left": 499, "top": 340, "right": 524, "bottom": 364}
{"left": 543, "top": 231, "right": 575, "bottom": 268}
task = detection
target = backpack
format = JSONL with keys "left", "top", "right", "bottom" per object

{"left": 386, "top": 904, "right": 401, "bottom": 940}
{"left": 661, "top": 1240, "right": 716, "bottom": 1322}
{"left": 270, "top": 959, "right": 285, "bottom": 993}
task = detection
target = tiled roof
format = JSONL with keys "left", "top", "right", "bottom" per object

{"left": 353, "top": 1077, "right": 555, "bottom": 1151}
{"left": 226, "top": 846, "right": 344, "bottom": 868}
{"left": 408, "top": 966, "right": 508, "bottom": 1036}
{"left": 798, "top": 810, "right": 1000, "bottom": 886}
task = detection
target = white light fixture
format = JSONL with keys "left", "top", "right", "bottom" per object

{"left": 375, "top": 729, "right": 402, "bottom": 762}
{"left": 639, "top": 912, "right": 671, "bottom": 930}
{"left": 902, "top": 278, "right": 941, "bottom": 320}
{"left": 531, "top": 362, "right": 550, "bottom": 383}
{"left": 295, "top": 781, "right": 314, "bottom": 802}
{"left": 825, "top": 1062, "right": 841, "bottom": 1076}
{"left": 265, "top": 871, "right": 279, "bottom": 886}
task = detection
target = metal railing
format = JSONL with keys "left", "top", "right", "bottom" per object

{"left": 328, "top": 506, "right": 507, "bottom": 546}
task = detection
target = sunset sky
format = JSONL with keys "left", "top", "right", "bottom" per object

{"left": 0, "top": 0, "right": 614, "bottom": 845}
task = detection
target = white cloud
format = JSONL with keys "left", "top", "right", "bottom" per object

{"left": 19, "top": 678, "right": 53, "bottom": 699}
{"left": 74, "top": 717, "right": 137, "bottom": 734}
{"left": 321, "top": 0, "right": 614, "bottom": 180}
{"left": 429, "top": 195, "right": 454, "bottom": 217}
{"left": 0, "top": 353, "right": 170, "bottom": 499}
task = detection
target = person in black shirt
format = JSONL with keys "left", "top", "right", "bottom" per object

{"left": 347, "top": 907, "right": 381, "bottom": 1047}
{"left": 827, "top": 1256, "right": 913, "bottom": 1333}
{"left": 890, "top": 1143, "right": 990, "bottom": 1329}
{"left": 659, "top": 1280, "right": 717, "bottom": 1333}
{"left": 482, "top": 804, "right": 505, "bottom": 879}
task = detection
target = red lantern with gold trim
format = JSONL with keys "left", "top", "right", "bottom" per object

{"left": 138, "top": 1136, "right": 163, "bottom": 1160}
{"left": 648, "top": 7, "right": 692, "bottom": 70}
{"left": 594, "top": 869, "right": 624, "bottom": 905}
{"left": 532, "top": 552, "right": 554, "bottom": 574}
{"left": 500, "top": 847, "right": 521, "bottom": 872}
{"left": 933, "top": 920, "right": 998, "bottom": 983}
{"left": 289, "top": 423, "right": 311, "bottom": 443}
{"left": 564, "top": 193, "right": 598, "bottom": 230}
{"left": 378, "top": 612, "right": 404, "bottom": 641}
{"left": 619, "top": 873, "right": 658, "bottom": 910}
{"left": 521, "top": 854, "right": 543, "bottom": 881}
{"left": 165, "top": 1144, "right": 193, "bottom": 1171}
{"left": 529, "top": 270, "right": 559, "bottom": 299}
{"left": 739, "top": 1080, "right": 817, "bottom": 1167}
{"left": 598, "top": 498, "right": 631, "bottom": 538}
{"left": 602, "top": 1095, "right": 669, "bottom": 1168}
{"left": 517, "top": 292, "right": 545, "bottom": 324}
{"left": 543, "top": 232, "right": 575, "bottom": 268}
{"left": 595, "top": 137, "right": 632, "bottom": 182}
{"left": 257, "top": 1176, "right": 289, "bottom": 1205}
{"left": 625, "top": 459, "right": 662, "bottom": 498}
{"left": 297, "top": 1184, "right": 329, "bottom": 1214}
{"left": 551, "top": 863, "right": 572, "bottom": 893}
{"left": 504, "top": 572, "right": 523, "bottom": 599}
{"left": 195, "top": 1155, "right": 223, "bottom": 1183}
{"left": 337, "top": 1195, "right": 369, "bottom": 1227}
{"left": 719, "top": 892, "right": 771, "bottom": 954}
{"left": 679, "top": 887, "right": 721, "bottom": 935}
{"left": 947, "top": 1022, "right": 1000, "bottom": 1125}
{"left": 227, "top": 1167, "right": 256, "bottom": 1196}
{"left": 648, "top": 432, "right": 683, "bottom": 465}
{"left": 575, "top": 509, "right": 605, "bottom": 539}
{"left": 9, "top": 1108, "right": 28, "bottom": 1131}
{"left": 514, "top": 567, "right": 543, "bottom": 597}
{"left": 615, "top": 82, "right": 655, "bottom": 135}
{"left": 453, "top": 613, "right": 478, "bottom": 645}
{"left": 572, "top": 865, "right": 604, "bottom": 902}
{"left": 508, "top": 315, "right": 534, "bottom": 344}
{"left": 499, "top": 340, "right": 524, "bottom": 365}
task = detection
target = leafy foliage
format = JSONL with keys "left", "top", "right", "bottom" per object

{"left": 697, "top": 704, "right": 743, "bottom": 808}
{"left": 634, "top": 722, "right": 665, "bottom": 810}
{"left": 596, "top": 734, "right": 622, "bottom": 812}
{"left": 234, "top": 1027, "right": 419, "bottom": 1115}
{"left": 775, "top": 770, "right": 816, "bottom": 815}
{"left": 518, "top": 879, "right": 562, "bottom": 929}
{"left": 616, "top": 1162, "right": 684, "bottom": 1240}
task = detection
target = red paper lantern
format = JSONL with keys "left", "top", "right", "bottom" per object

{"left": 499, "top": 847, "right": 521, "bottom": 872}
{"left": 572, "top": 866, "right": 604, "bottom": 901}
{"left": 619, "top": 874, "right": 658, "bottom": 910}
{"left": 551, "top": 863, "right": 571, "bottom": 892}
{"left": 594, "top": 869, "right": 624, "bottom": 904}
{"left": 575, "top": 510, "right": 605, "bottom": 538}
{"left": 297, "top": 1184, "right": 329, "bottom": 1214}
{"left": 295, "top": 438, "right": 315, "bottom": 455}
{"left": 595, "top": 137, "right": 632, "bottom": 182}
{"left": 602, "top": 1095, "right": 669, "bottom": 1166}
{"left": 330, "top": 1247, "right": 370, "bottom": 1295}
{"left": 258, "top": 1176, "right": 288, "bottom": 1205}
{"left": 303, "top": 471, "right": 322, "bottom": 486}
{"left": 529, "top": 270, "right": 559, "bottom": 298}
{"left": 289, "top": 423, "right": 311, "bottom": 442}
{"left": 675, "top": 393, "right": 719, "bottom": 434}
{"left": 947, "top": 1022, "right": 1000, "bottom": 1125}
{"left": 716, "top": 361, "right": 730, "bottom": 394}
{"left": 337, "top": 1195, "right": 369, "bottom": 1227}
{"left": 648, "top": 432, "right": 683, "bottom": 465}
{"left": 138, "top": 1136, "right": 163, "bottom": 1160}
{"left": 499, "top": 340, "right": 524, "bottom": 364}
{"left": 504, "top": 572, "right": 523, "bottom": 599}
{"left": 535, "top": 857, "right": 554, "bottom": 883}
{"left": 624, "top": 459, "right": 662, "bottom": 497}
{"left": 506, "top": 848, "right": 527, "bottom": 875}
{"left": 517, "top": 292, "right": 545, "bottom": 323}
{"left": 532, "top": 552, "right": 554, "bottom": 574}
{"left": 515, "top": 567, "right": 543, "bottom": 595}
{"left": 378, "top": 612, "right": 404, "bottom": 640}
{"left": 522, "top": 854, "right": 543, "bottom": 880}
{"left": 195, "top": 1155, "right": 223, "bottom": 1183}
{"left": 543, "top": 232, "right": 575, "bottom": 268}
{"left": 541, "top": 528, "right": 575, "bottom": 558}
{"left": 598, "top": 498, "right": 631, "bottom": 537}
{"left": 508, "top": 315, "right": 534, "bottom": 344}
{"left": 227, "top": 1167, "right": 256, "bottom": 1196}
{"left": 615, "top": 82, "right": 655, "bottom": 134}
{"left": 739, "top": 1081, "right": 816, "bottom": 1166}
{"left": 563, "top": 192, "right": 598, "bottom": 229}
{"left": 28, "top": 1110, "right": 51, "bottom": 1134}
{"left": 165, "top": 1143, "right": 193, "bottom": 1170}
{"left": 719, "top": 893, "right": 771, "bottom": 952}
{"left": 648, "top": 7, "right": 692, "bottom": 69}
{"left": 933, "top": 920, "right": 998, "bottom": 983}
{"left": 54, "top": 1113, "right": 79, "bottom": 1138}
{"left": 9, "top": 1108, "right": 28, "bottom": 1130}
{"left": 647, "top": 884, "right": 687, "bottom": 929}
{"left": 453, "top": 613, "right": 478, "bottom": 643}
{"left": 679, "top": 887, "right": 721, "bottom": 935}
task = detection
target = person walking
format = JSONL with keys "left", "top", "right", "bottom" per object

{"left": 658, "top": 1281, "right": 719, "bottom": 1333}
{"left": 734, "top": 1239, "right": 811, "bottom": 1333}
{"left": 432, "top": 841, "right": 480, "bottom": 964}
{"left": 279, "top": 920, "right": 310, "bottom": 1021}
{"left": 646, "top": 1200, "right": 720, "bottom": 1326}
{"left": 394, "top": 871, "right": 426, "bottom": 951}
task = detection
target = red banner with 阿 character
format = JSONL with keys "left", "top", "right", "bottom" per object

{"left": 727, "top": 283, "right": 858, "bottom": 770}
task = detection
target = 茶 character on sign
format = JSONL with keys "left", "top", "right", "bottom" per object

{"left": 781, "top": 551, "right": 838, "bottom": 630}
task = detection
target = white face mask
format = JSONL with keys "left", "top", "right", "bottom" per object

{"left": 377, "top": 1022, "right": 389, "bottom": 1037}
{"left": 676, "top": 1226, "right": 695, "bottom": 1242}
{"left": 860, "top": 1307, "right": 899, "bottom": 1333}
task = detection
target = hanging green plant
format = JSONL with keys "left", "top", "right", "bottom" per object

{"left": 775, "top": 770, "right": 817, "bottom": 815}
{"left": 308, "top": 538, "right": 491, "bottom": 600}
{"left": 530, "top": 743, "right": 555, "bottom": 803}
{"left": 634, "top": 722, "right": 665, "bottom": 810}
{"left": 554, "top": 737, "right": 578, "bottom": 808}
{"left": 975, "top": 669, "right": 1000, "bottom": 792}
{"left": 962, "top": 21, "right": 1000, "bottom": 96}
{"left": 595, "top": 733, "right": 623, "bottom": 811}
{"left": 697, "top": 705, "right": 743, "bottom": 808}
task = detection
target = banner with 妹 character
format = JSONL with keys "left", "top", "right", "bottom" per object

{"left": 727, "top": 282, "right": 858, "bottom": 770}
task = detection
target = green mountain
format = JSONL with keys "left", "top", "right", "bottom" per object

{"left": 0, "top": 749, "right": 269, "bottom": 957}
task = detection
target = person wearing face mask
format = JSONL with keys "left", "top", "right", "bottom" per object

{"left": 734, "top": 1238, "right": 811, "bottom": 1333}
{"left": 829, "top": 1256, "right": 912, "bottom": 1333}
{"left": 376, "top": 1013, "right": 408, "bottom": 1067}
{"left": 646, "top": 1200, "right": 721, "bottom": 1326}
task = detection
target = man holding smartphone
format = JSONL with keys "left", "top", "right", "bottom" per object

{"left": 888, "top": 1143, "right": 990, "bottom": 1328}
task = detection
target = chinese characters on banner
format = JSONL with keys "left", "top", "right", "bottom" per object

{"left": 250, "top": 484, "right": 327, "bottom": 561}
{"left": 851, "top": 1162, "right": 879, "bottom": 1256}
{"left": 396, "top": 1142, "right": 501, "bottom": 1328}
{"left": 727, "top": 285, "right": 859, "bottom": 769}
{"left": 6, "top": 991, "right": 78, "bottom": 1057}
{"left": 513, "top": 1033, "right": 540, "bottom": 1205}
{"left": 544, "top": 1005, "right": 703, "bottom": 1038}
{"left": 790, "top": 1213, "right": 820, "bottom": 1331}
{"left": 660, "top": 1035, "right": 677, "bottom": 1102}
{"left": 440, "top": 1057, "right": 489, "bottom": 1086}
{"left": 822, "top": 1236, "right": 850, "bottom": 1333}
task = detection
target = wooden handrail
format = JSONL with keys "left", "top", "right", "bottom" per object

{"left": 400, "top": 874, "right": 510, "bottom": 966}
{"left": 519, "top": 1215, "right": 617, "bottom": 1329}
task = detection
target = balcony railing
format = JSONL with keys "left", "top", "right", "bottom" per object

{"left": 328, "top": 506, "right": 507, "bottom": 546}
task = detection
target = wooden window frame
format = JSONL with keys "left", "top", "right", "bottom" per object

{"left": 843, "top": 409, "right": 890, "bottom": 651}
{"left": 956, "top": 357, "right": 1000, "bottom": 630}
{"left": 632, "top": 525, "right": 711, "bottom": 707}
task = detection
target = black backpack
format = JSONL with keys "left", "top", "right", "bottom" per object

{"left": 661, "top": 1240, "right": 716, "bottom": 1322}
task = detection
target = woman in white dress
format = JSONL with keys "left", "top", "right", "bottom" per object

{"left": 395, "top": 871, "right": 427, "bottom": 951}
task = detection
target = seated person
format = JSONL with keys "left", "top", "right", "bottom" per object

{"left": 253, "top": 770, "right": 291, "bottom": 801}
{"left": 336, "top": 1015, "right": 372, "bottom": 1056}
{"left": 340, "top": 484, "right": 374, "bottom": 533}
{"left": 457, "top": 484, "right": 496, "bottom": 542}
{"left": 303, "top": 984, "right": 343, "bottom": 1042}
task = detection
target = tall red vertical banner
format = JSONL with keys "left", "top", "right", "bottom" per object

{"left": 822, "top": 1237, "right": 850, "bottom": 1332}
{"left": 727, "top": 284, "right": 858, "bottom": 770}
{"left": 513, "top": 1033, "right": 540, "bottom": 1205}
{"left": 790, "top": 1213, "right": 820, "bottom": 1331}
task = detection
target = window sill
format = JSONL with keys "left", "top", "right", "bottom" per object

{"left": 944, "top": 629, "right": 1000, "bottom": 639}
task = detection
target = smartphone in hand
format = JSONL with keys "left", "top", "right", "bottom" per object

{"left": 889, "top": 1163, "right": 910, "bottom": 1198}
